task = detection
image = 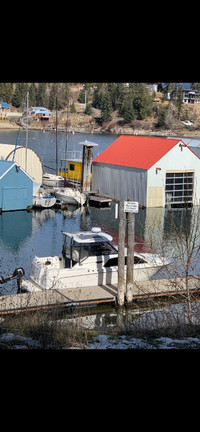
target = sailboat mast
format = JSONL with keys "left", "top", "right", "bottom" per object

{"left": 12, "top": 102, "right": 25, "bottom": 162}
{"left": 25, "top": 91, "right": 29, "bottom": 172}
{"left": 56, "top": 96, "right": 58, "bottom": 176}
{"left": 64, "top": 100, "right": 70, "bottom": 175}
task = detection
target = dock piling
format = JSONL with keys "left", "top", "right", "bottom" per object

{"left": 126, "top": 211, "right": 135, "bottom": 303}
{"left": 117, "top": 200, "right": 126, "bottom": 306}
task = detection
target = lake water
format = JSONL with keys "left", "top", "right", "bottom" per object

{"left": 0, "top": 130, "right": 119, "bottom": 294}
{"left": 0, "top": 130, "right": 200, "bottom": 295}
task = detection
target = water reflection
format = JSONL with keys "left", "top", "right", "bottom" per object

{"left": 0, "top": 211, "right": 32, "bottom": 251}
{"left": 1, "top": 202, "right": 200, "bottom": 294}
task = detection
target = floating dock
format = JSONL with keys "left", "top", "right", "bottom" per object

{"left": 89, "top": 195, "right": 112, "bottom": 207}
{"left": 0, "top": 276, "right": 200, "bottom": 315}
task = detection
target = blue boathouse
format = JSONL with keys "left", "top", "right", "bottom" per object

{"left": 0, "top": 160, "right": 33, "bottom": 212}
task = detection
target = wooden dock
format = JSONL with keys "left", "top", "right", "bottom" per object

{"left": 0, "top": 276, "right": 200, "bottom": 315}
{"left": 88, "top": 194, "right": 112, "bottom": 207}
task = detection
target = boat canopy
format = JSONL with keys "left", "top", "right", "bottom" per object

{"left": 63, "top": 228, "right": 113, "bottom": 244}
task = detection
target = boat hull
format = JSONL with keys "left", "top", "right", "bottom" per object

{"left": 55, "top": 192, "right": 80, "bottom": 205}
{"left": 55, "top": 188, "right": 86, "bottom": 206}
{"left": 33, "top": 196, "right": 56, "bottom": 208}
{"left": 21, "top": 258, "right": 166, "bottom": 293}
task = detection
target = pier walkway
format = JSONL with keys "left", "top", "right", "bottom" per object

{"left": 0, "top": 276, "right": 200, "bottom": 315}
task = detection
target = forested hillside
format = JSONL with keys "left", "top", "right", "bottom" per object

{"left": 0, "top": 82, "right": 199, "bottom": 132}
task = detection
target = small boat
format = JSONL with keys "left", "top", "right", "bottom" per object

{"left": 33, "top": 193, "right": 56, "bottom": 208}
{"left": 21, "top": 227, "right": 171, "bottom": 293}
{"left": 55, "top": 187, "right": 86, "bottom": 206}
{"left": 33, "top": 183, "right": 56, "bottom": 208}
{"left": 43, "top": 173, "right": 64, "bottom": 188}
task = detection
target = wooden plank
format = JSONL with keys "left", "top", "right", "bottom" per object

{"left": 0, "top": 284, "right": 117, "bottom": 314}
{"left": 89, "top": 195, "right": 112, "bottom": 207}
{"left": 0, "top": 276, "right": 199, "bottom": 315}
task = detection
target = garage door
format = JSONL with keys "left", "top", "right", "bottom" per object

{"left": 165, "top": 172, "right": 194, "bottom": 206}
{"left": 2, "top": 187, "right": 28, "bottom": 211}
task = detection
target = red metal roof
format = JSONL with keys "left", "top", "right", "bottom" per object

{"left": 93, "top": 136, "right": 183, "bottom": 170}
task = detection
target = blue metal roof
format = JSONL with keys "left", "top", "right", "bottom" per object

{"left": 0, "top": 102, "right": 10, "bottom": 109}
{"left": 31, "top": 106, "right": 51, "bottom": 114}
{"left": 0, "top": 160, "right": 15, "bottom": 178}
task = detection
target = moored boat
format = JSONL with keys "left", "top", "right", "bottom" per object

{"left": 33, "top": 194, "right": 56, "bottom": 208}
{"left": 43, "top": 173, "right": 64, "bottom": 187}
{"left": 33, "top": 182, "right": 56, "bottom": 208}
{"left": 21, "top": 227, "right": 171, "bottom": 293}
{"left": 55, "top": 187, "right": 86, "bottom": 206}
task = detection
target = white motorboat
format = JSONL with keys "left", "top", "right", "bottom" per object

{"left": 43, "top": 173, "right": 64, "bottom": 187}
{"left": 21, "top": 227, "right": 171, "bottom": 293}
{"left": 55, "top": 187, "right": 86, "bottom": 206}
{"left": 33, "top": 183, "right": 56, "bottom": 208}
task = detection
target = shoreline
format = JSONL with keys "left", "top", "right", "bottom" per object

{"left": 0, "top": 120, "right": 200, "bottom": 141}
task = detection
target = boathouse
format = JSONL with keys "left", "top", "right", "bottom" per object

{"left": 92, "top": 136, "right": 200, "bottom": 208}
{"left": 0, "top": 160, "right": 33, "bottom": 212}
{"left": 0, "top": 144, "right": 43, "bottom": 184}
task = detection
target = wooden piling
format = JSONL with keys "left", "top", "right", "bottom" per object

{"left": 126, "top": 211, "right": 135, "bottom": 303}
{"left": 117, "top": 200, "right": 126, "bottom": 306}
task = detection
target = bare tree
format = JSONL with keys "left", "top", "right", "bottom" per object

{"left": 142, "top": 204, "right": 200, "bottom": 325}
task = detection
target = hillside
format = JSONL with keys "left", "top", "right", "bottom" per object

{"left": 1, "top": 83, "right": 200, "bottom": 138}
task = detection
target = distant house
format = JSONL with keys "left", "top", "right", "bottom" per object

{"left": 92, "top": 135, "right": 200, "bottom": 208}
{"left": 146, "top": 83, "right": 158, "bottom": 93}
{"left": 0, "top": 102, "right": 11, "bottom": 118}
{"left": 167, "top": 88, "right": 200, "bottom": 104}
{"left": 27, "top": 106, "right": 52, "bottom": 121}
{"left": 0, "top": 160, "right": 33, "bottom": 212}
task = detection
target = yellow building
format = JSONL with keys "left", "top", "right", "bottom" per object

{"left": 59, "top": 159, "right": 82, "bottom": 181}
{"left": 59, "top": 158, "right": 93, "bottom": 184}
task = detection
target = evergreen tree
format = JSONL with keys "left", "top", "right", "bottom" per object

{"left": 85, "top": 104, "right": 92, "bottom": 115}
{"left": 92, "top": 83, "right": 104, "bottom": 109}
{"left": 133, "top": 83, "right": 151, "bottom": 120}
{"left": 101, "top": 92, "right": 112, "bottom": 123}
{"left": 57, "top": 83, "right": 69, "bottom": 109}
{"left": 107, "top": 83, "right": 121, "bottom": 110}
{"left": 48, "top": 83, "right": 58, "bottom": 110}
{"left": 29, "top": 83, "right": 37, "bottom": 106}
{"left": 36, "top": 83, "right": 47, "bottom": 107}
{"left": 156, "top": 105, "right": 167, "bottom": 128}
{"left": 0, "top": 83, "right": 14, "bottom": 103}
{"left": 175, "top": 84, "right": 183, "bottom": 119}
{"left": 121, "top": 96, "right": 135, "bottom": 123}
{"left": 78, "top": 89, "right": 85, "bottom": 104}
{"left": 12, "top": 83, "right": 28, "bottom": 108}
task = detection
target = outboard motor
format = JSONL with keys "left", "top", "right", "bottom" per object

{"left": 0, "top": 267, "right": 25, "bottom": 293}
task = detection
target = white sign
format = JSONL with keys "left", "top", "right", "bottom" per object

{"left": 124, "top": 201, "right": 139, "bottom": 213}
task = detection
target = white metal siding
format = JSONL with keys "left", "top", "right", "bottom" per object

{"left": 147, "top": 143, "right": 200, "bottom": 207}
{"left": 92, "top": 163, "right": 147, "bottom": 206}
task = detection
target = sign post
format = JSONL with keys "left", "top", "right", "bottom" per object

{"left": 124, "top": 201, "right": 139, "bottom": 214}
{"left": 117, "top": 201, "right": 139, "bottom": 306}
{"left": 117, "top": 201, "right": 126, "bottom": 306}
{"left": 125, "top": 201, "right": 138, "bottom": 303}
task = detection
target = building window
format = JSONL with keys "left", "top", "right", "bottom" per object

{"left": 165, "top": 172, "right": 194, "bottom": 205}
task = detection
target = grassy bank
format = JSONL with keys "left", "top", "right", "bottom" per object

{"left": 1, "top": 297, "right": 200, "bottom": 349}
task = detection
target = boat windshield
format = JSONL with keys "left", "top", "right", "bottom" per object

{"left": 63, "top": 236, "right": 117, "bottom": 266}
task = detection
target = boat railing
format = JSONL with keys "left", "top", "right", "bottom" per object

{"left": 60, "top": 151, "right": 82, "bottom": 164}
